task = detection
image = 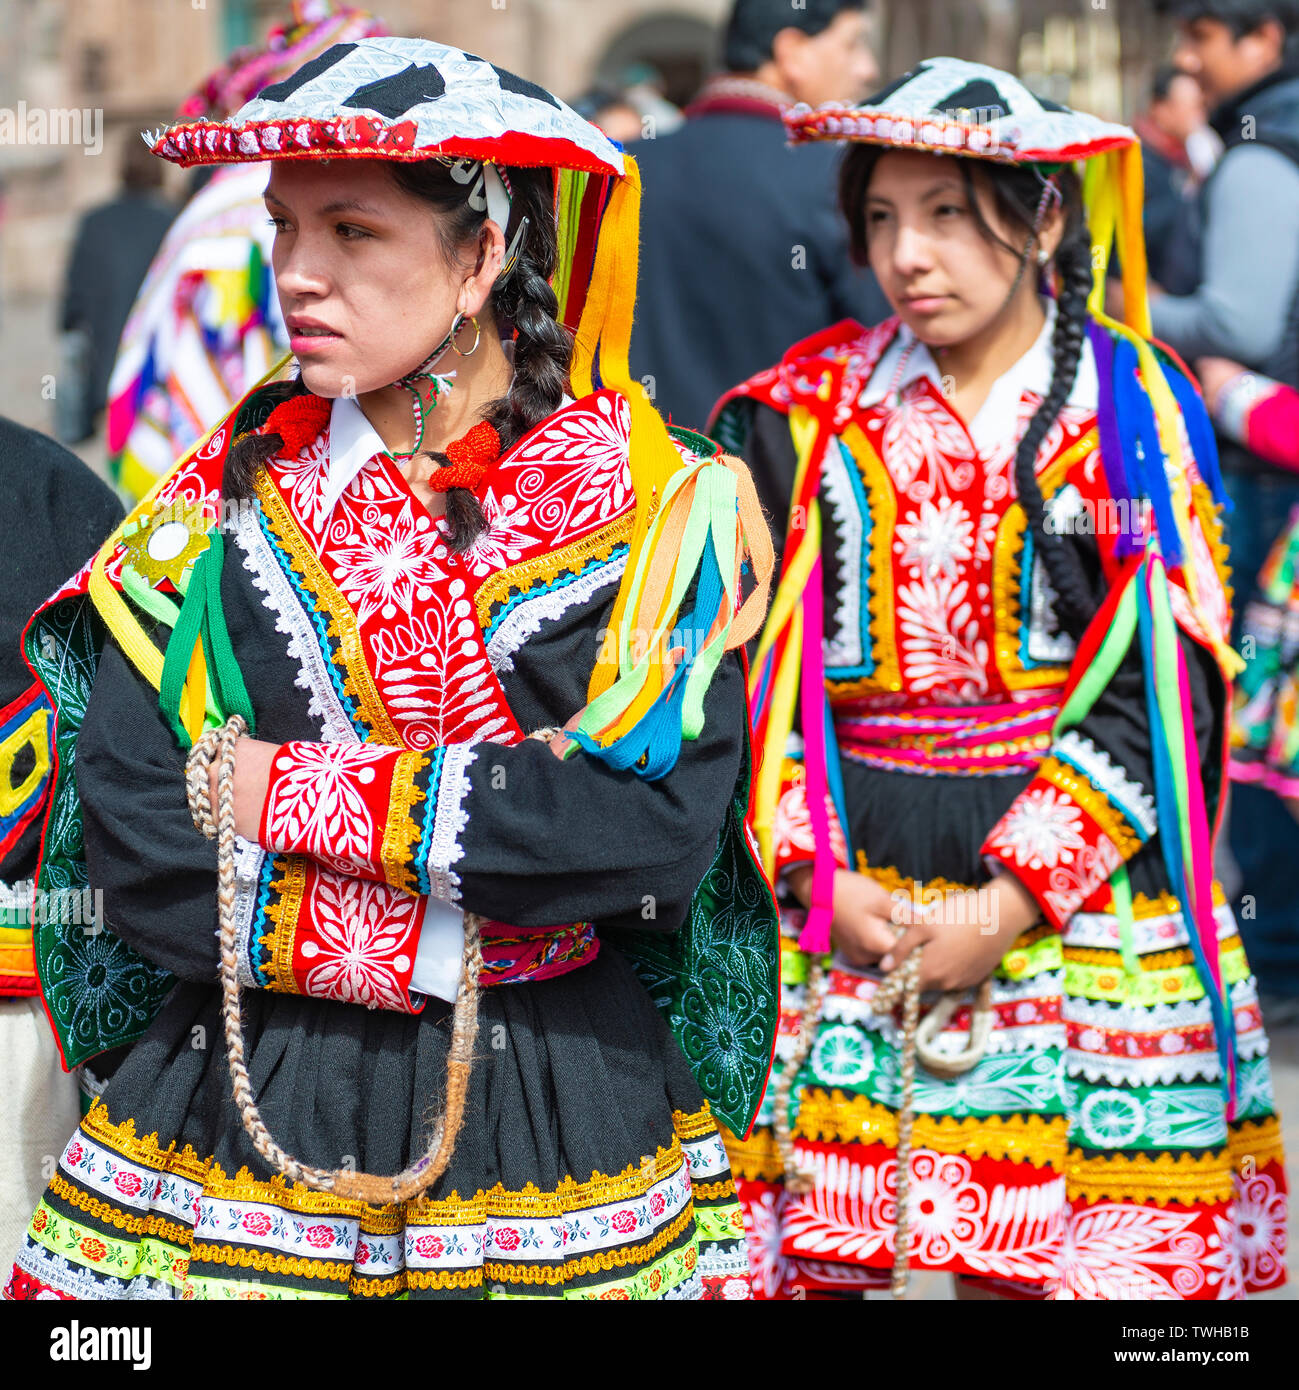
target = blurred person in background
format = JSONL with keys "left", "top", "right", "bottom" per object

{"left": 58, "top": 140, "right": 174, "bottom": 445}
{"left": 572, "top": 86, "right": 646, "bottom": 146}
{"left": 619, "top": 62, "right": 686, "bottom": 138}
{"left": 1151, "top": 0, "right": 1299, "bottom": 1008}
{"left": 629, "top": 0, "right": 888, "bottom": 431}
{"left": 1135, "top": 64, "right": 1210, "bottom": 295}
{"left": 1198, "top": 356, "right": 1299, "bottom": 1021}
{"left": 106, "top": 0, "right": 386, "bottom": 500}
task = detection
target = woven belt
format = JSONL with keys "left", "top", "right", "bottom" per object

{"left": 478, "top": 920, "right": 599, "bottom": 986}
{"left": 833, "top": 694, "right": 1060, "bottom": 776}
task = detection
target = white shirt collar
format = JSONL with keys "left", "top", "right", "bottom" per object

{"left": 859, "top": 298, "right": 1098, "bottom": 455}
{"left": 321, "top": 393, "right": 385, "bottom": 521}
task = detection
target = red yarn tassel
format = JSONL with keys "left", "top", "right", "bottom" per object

{"left": 429, "top": 420, "right": 501, "bottom": 493}
{"left": 263, "top": 393, "right": 332, "bottom": 458}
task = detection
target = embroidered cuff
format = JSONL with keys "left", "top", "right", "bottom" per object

{"left": 258, "top": 740, "right": 428, "bottom": 894}
{"left": 251, "top": 853, "right": 426, "bottom": 1013}
{"left": 982, "top": 739, "right": 1152, "bottom": 929}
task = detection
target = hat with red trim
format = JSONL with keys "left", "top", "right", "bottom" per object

{"left": 150, "top": 36, "right": 624, "bottom": 177}
{"left": 785, "top": 55, "right": 1135, "bottom": 164}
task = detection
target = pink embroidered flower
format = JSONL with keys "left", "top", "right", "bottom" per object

{"left": 414, "top": 1234, "right": 445, "bottom": 1259}
{"left": 355, "top": 1242, "right": 372, "bottom": 1265}
{"left": 242, "top": 1211, "right": 273, "bottom": 1238}
{"left": 304, "top": 1224, "right": 334, "bottom": 1249}
{"left": 65, "top": 1142, "right": 84, "bottom": 1168}
{"left": 649, "top": 1192, "right": 666, "bottom": 1220}
{"left": 495, "top": 1227, "right": 522, "bottom": 1252}
{"left": 610, "top": 1209, "right": 637, "bottom": 1235}
{"left": 113, "top": 1172, "right": 144, "bottom": 1198}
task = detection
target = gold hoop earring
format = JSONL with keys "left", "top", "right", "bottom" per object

{"left": 451, "top": 313, "right": 481, "bottom": 357}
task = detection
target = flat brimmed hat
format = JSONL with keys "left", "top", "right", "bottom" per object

{"left": 785, "top": 55, "right": 1136, "bottom": 164}
{"left": 148, "top": 36, "right": 625, "bottom": 177}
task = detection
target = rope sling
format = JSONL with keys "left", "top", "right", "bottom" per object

{"left": 184, "top": 712, "right": 487, "bottom": 1205}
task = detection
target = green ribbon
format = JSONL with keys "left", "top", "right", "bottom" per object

{"left": 155, "top": 530, "right": 255, "bottom": 749}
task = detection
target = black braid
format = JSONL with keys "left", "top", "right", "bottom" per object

{"left": 223, "top": 375, "right": 309, "bottom": 500}
{"left": 1012, "top": 214, "right": 1098, "bottom": 641}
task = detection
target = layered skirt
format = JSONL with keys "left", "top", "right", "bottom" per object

{"left": 724, "top": 763, "right": 1288, "bottom": 1300}
{"left": 6, "top": 949, "right": 750, "bottom": 1300}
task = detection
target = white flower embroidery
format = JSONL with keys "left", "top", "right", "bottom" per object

{"left": 326, "top": 502, "right": 446, "bottom": 625}
{"left": 1052, "top": 1203, "right": 1207, "bottom": 1300}
{"left": 880, "top": 384, "right": 977, "bottom": 500}
{"left": 896, "top": 497, "right": 975, "bottom": 579}
{"left": 459, "top": 489, "right": 539, "bottom": 578}
{"left": 263, "top": 743, "right": 390, "bottom": 873}
{"left": 300, "top": 872, "right": 421, "bottom": 1011}
{"left": 772, "top": 780, "right": 847, "bottom": 867}
{"left": 989, "top": 786, "right": 1087, "bottom": 872}
{"left": 504, "top": 391, "right": 632, "bottom": 543}
{"left": 895, "top": 573, "right": 990, "bottom": 697}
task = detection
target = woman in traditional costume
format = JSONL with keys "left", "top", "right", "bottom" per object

{"left": 6, "top": 38, "right": 777, "bottom": 1301}
{"left": 711, "top": 58, "right": 1287, "bottom": 1300}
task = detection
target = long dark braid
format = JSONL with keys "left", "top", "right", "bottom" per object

{"left": 1011, "top": 210, "right": 1097, "bottom": 640}
{"left": 840, "top": 149, "right": 1099, "bottom": 638}
{"left": 223, "top": 376, "right": 309, "bottom": 500}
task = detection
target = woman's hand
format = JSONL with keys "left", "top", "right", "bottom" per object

{"left": 1194, "top": 356, "right": 1248, "bottom": 416}
{"left": 545, "top": 709, "right": 586, "bottom": 760}
{"left": 206, "top": 736, "right": 278, "bottom": 842}
{"left": 878, "top": 874, "right": 1040, "bottom": 992}
{"left": 785, "top": 865, "right": 899, "bottom": 968}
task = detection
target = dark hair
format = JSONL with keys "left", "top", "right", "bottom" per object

{"left": 839, "top": 146, "right": 1099, "bottom": 639}
{"left": 122, "top": 137, "right": 165, "bottom": 193}
{"left": 1151, "top": 62, "right": 1197, "bottom": 102}
{"left": 1157, "top": 0, "right": 1299, "bottom": 43}
{"left": 722, "top": 0, "right": 864, "bottom": 73}
{"left": 224, "top": 160, "right": 571, "bottom": 552}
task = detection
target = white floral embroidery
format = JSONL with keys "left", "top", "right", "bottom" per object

{"left": 1052, "top": 1203, "right": 1212, "bottom": 1300}
{"left": 326, "top": 500, "right": 447, "bottom": 625}
{"left": 987, "top": 785, "right": 1087, "bottom": 871}
{"left": 896, "top": 497, "right": 974, "bottom": 579}
{"left": 299, "top": 871, "right": 421, "bottom": 1011}
{"left": 459, "top": 488, "right": 539, "bottom": 578}
{"left": 880, "top": 384, "right": 977, "bottom": 501}
{"left": 263, "top": 743, "right": 393, "bottom": 875}
{"left": 502, "top": 391, "right": 633, "bottom": 545}
{"left": 896, "top": 573, "right": 990, "bottom": 697}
